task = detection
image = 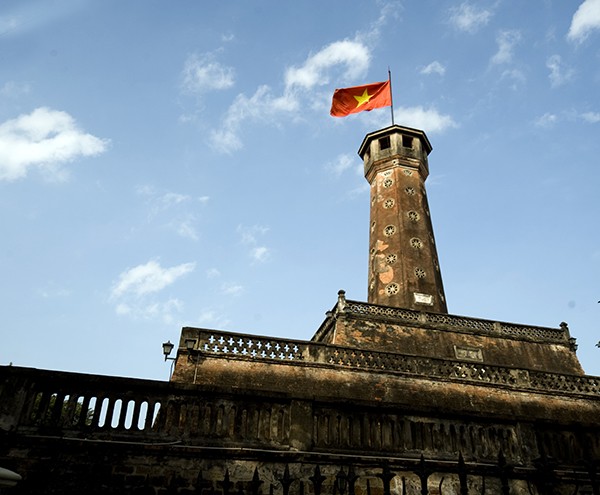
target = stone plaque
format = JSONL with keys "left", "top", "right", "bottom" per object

{"left": 454, "top": 346, "right": 484, "bottom": 362}
{"left": 413, "top": 292, "right": 434, "bottom": 305}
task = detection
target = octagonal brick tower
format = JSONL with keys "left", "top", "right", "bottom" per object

{"left": 359, "top": 125, "right": 448, "bottom": 313}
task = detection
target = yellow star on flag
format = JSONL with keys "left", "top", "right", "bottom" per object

{"left": 353, "top": 89, "right": 373, "bottom": 108}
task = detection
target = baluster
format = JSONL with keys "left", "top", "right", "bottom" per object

{"left": 50, "top": 391, "right": 65, "bottom": 426}
{"left": 36, "top": 391, "right": 51, "bottom": 425}
{"left": 118, "top": 398, "right": 129, "bottom": 430}
{"left": 63, "top": 394, "right": 79, "bottom": 427}
{"left": 103, "top": 396, "right": 115, "bottom": 428}
{"left": 130, "top": 398, "right": 142, "bottom": 431}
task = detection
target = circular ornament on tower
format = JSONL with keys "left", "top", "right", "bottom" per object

{"left": 384, "top": 225, "right": 396, "bottom": 237}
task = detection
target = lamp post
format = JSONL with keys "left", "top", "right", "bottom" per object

{"left": 162, "top": 340, "right": 176, "bottom": 379}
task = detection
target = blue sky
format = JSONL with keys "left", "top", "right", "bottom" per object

{"left": 1, "top": 0, "right": 600, "bottom": 380}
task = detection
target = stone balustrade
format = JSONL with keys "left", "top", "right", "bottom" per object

{"left": 184, "top": 328, "right": 598, "bottom": 398}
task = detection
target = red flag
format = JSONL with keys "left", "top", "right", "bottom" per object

{"left": 330, "top": 80, "right": 392, "bottom": 117}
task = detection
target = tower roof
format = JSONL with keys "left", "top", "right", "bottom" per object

{"left": 358, "top": 124, "right": 432, "bottom": 159}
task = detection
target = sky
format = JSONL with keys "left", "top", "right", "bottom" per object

{"left": 1, "top": 0, "right": 600, "bottom": 381}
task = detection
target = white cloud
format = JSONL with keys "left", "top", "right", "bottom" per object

{"left": 284, "top": 40, "right": 370, "bottom": 90}
{"left": 210, "top": 37, "right": 374, "bottom": 152}
{"left": 568, "top": 0, "right": 600, "bottom": 43}
{"left": 500, "top": 69, "right": 526, "bottom": 90}
{"left": 136, "top": 186, "right": 208, "bottom": 240}
{"left": 174, "top": 218, "right": 199, "bottom": 241}
{"left": 0, "top": 81, "right": 31, "bottom": 97}
{"left": 209, "top": 2, "right": 402, "bottom": 152}
{"left": 38, "top": 284, "right": 70, "bottom": 299}
{"left": 534, "top": 113, "right": 558, "bottom": 128}
{"left": 581, "top": 111, "right": 600, "bottom": 123}
{"left": 448, "top": 3, "right": 493, "bottom": 33}
{"left": 221, "top": 283, "right": 244, "bottom": 296}
{"left": 491, "top": 30, "right": 521, "bottom": 65}
{"left": 420, "top": 61, "right": 446, "bottom": 76}
{"left": 210, "top": 40, "right": 370, "bottom": 153}
{"left": 0, "top": 107, "right": 109, "bottom": 182}
{"left": 111, "top": 260, "right": 195, "bottom": 299}
{"left": 237, "top": 224, "right": 269, "bottom": 245}
{"left": 394, "top": 106, "right": 458, "bottom": 133}
{"left": 116, "top": 298, "right": 184, "bottom": 324}
{"left": 197, "top": 308, "right": 230, "bottom": 329}
{"left": 181, "top": 53, "right": 235, "bottom": 95}
{"left": 546, "top": 55, "right": 574, "bottom": 87}
{"left": 251, "top": 246, "right": 271, "bottom": 263}
{"left": 210, "top": 85, "right": 299, "bottom": 153}
{"left": 0, "top": 2, "right": 86, "bottom": 38}
{"left": 347, "top": 182, "right": 371, "bottom": 199}
{"left": 160, "top": 191, "right": 191, "bottom": 206}
{"left": 326, "top": 153, "right": 359, "bottom": 177}
{"left": 0, "top": 16, "right": 19, "bottom": 36}
{"left": 110, "top": 260, "right": 194, "bottom": 323}
{"left": 237, "top": 224, "right": 271, "bottom": 263}
{"left": 206, "top": 268, "right": 221, "bottom": 279}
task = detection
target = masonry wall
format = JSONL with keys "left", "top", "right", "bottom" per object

{"left": 3, "top": 347, "right": 600, "bottom": 494}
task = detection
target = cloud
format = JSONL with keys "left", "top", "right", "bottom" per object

{"left": 197, "top": 308, "right": 230, "bottom": 329}
{"left": 448, "top": 2, "right": 493, "bottom": 33}
{"left": 221, "top": 283, "right": 244, "bottom": 296}
{"left": 211, "top": 39, "right": 370, "bottom": 152}
{"left": 210, "top": 85, "right": 299, "bottom": 152}
{"left": 0, "top": 107, "right": 109, "bottom": 182}
{"left": 181, "top": 53, "right": 235, "bottom": 95}
{"left": 534, "top": 113, "right": 558, "bottom": 128}
{"left": 111, "top": 259, "right": 195, "bottom": 299}
{"left": 284, "top": 40, "right": 370, "bottom": 90}
{"left": 136, "top": 186, "right": 208, "bottom": 240}
{"left": 567, "top": 0, "right": 600, "bottom": 43}
{"left": 237, "top": 224, "right": 270, "bottom": 245}
{"left": 110, "top": 259, "right": 194, "bottom": 323}
{"left": 491, "top": 30, "right": 521, "bottom": 65}
{"left": 173, "top": 218, "right": 199, "bottom": 241}
{"left": 0, "top": 2, "right": 86, "bottom": 38}
{"left": 0, "top": 81, "right": 31, "bottom": 98}
{"left": 394, "top": 106, "right": 458, "bottom": 133}
{"left": 420, "top": 61, "right": 446, "bottom": 76}
{"left": 116, "top": 298, "right": 184, "bottom": 325}
{"left": 546, "top": 55, "right": 574, "bottom": 87}
{"left": 0, "top": 16, "right": 19, "bottom": 36}
{"left": 326, "top": 153, "right": 360, "bottom": 177}
{"left": 237, "top": 224, "right": 271, "bottom": 263}
{"left": 38, "top": 283, "right": 70, "bottom": 299}
{"left": 206, "top": 268, "right": 221, "bottom": 279}
{"left": 581, "top": 111, "right": 600, "bottom": 123}
{"left": 500, "top": 69, "right": 526, "bottom": 90}
{"left": 208, "top": 3, "right": 404, "bottom": 152}
{"left": 251, "top": 246, "right": 271, "bottom": 263}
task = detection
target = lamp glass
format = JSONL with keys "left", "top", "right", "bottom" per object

{"left": 162, "top": 340, "right": 174, "bottom": 357}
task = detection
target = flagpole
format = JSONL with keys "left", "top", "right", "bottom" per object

{"left": 388, "top": 67, "right": 395, "bottom": 126}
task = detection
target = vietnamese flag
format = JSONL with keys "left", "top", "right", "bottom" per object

{"left": 330, "top": 80, "right": 392, "bottom": 117}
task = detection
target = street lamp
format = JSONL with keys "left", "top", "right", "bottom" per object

{"left": 162, "top": 340, "right": 175, "bottom": 361}
{"left": 162, "top": 340, "right": 176, "bottom": 379}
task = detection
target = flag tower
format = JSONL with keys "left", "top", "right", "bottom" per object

{"left": 359, "top": 125, "right": 448, "bottom": 313}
